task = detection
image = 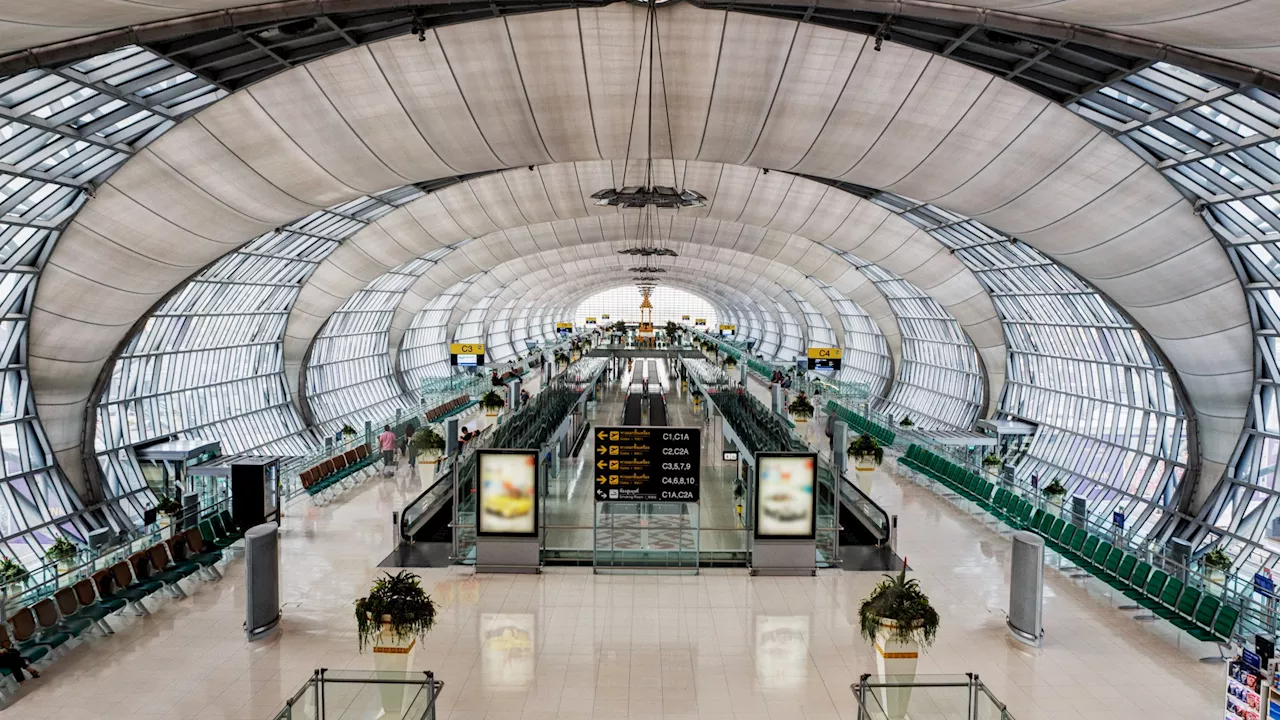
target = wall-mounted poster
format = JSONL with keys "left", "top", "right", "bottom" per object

{"left": 755, "top": 453, "right": 817, "bottom": 539}
{"left": 478, "top": 450, "right": 538, "bottom": 536}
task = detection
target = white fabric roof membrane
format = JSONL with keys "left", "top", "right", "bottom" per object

{"left": 4, "top": 1, "right": 1280, "bottom": 75}
{"left": 285, "top": 161, "right": 987, "bottom": 400}
{"left": 28, "top": 4, "right": 1249, "bottom": 494}
{"left": 394, "top": 240, "right": 890, "bottom": 369}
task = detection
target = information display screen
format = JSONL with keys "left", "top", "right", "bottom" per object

{"left": 755, "top": 453, "right": 817, "bottom": 539}
{"left": 478, "top": 450, "right": 538, "bottom": 536}
{"left": 594, "top": 426, "right": 701, "bottom": 501}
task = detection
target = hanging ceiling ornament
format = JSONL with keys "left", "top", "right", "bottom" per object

{"left": 629, "top": 266, "right": 666, "bottom": 273}
{"left": 594, "top": 0, "right": 705, "bottom": 211}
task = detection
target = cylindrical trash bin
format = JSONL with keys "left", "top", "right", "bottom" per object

{"left": 245, "top": 522, "right": 281, "bottom": 641}
{"left": 1008, "top": 531, "right": 1044, "bottom": 647}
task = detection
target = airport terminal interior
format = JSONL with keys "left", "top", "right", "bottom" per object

{"left": 5, "top": 1, "right": 1280, "bottom": 718}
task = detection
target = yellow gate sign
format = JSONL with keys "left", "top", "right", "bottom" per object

{"left": 807, "top": 346, "right": 842, "bottom": 370}
{"left": 449, "top": 343, "right": 485, "bottom": 355}
{"left": 585, "top": 317, "right": 597, "bottom": 324}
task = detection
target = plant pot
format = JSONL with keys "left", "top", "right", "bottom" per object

{"left": 1045, "top": 494, "right": 1064, "bottom": 510}
{"left": 854, "top": 456, "right": 878, "bottom": 472}
{"left": 485, "top": 409, "right": 499, "bottom": 417}
{"left": 417, "top": 454, "right": 440, "bottom": 485}
{"left": 370, "top": 615, "right": 418, "bottom": 714}
{"left": 1208, "top": 569, "right": 1227, "bottom": 589}
{"left": 158, "top": 514, "right": 172, "bottom": 533}
{"left": 57, "top": 560, "right": 76, "bottom": 576}
{"left": 874, "top": 619, "right": 921, "bottom": 720}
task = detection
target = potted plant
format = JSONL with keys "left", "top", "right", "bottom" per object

{"left": 787, "top": 393, "right": 814, "bottom": 424}
{"left": 858, "top": 559, "right": 939, "bottom": 720}
{"left": 480, "top": 390, "right": 505, "bottom": 417}
{"left": 1041, "top": 478, "right": 1068, "bottom": 508}
{"left": 0, "top": 556, "right": 30, "bottom": 589}
{"left": 1202, "top": 547, "right": 1232, "bottom": 586}
{"left": 554, "top": 351, "right": 570, "bottom": 368}
{"left": 355, "top": 571, "right": 438, "bottom": 711}
{"left": 45, "top": 536, "right": 79, "bottom": 574}
{"left": 341, "top": 423, "right": 358, "bottom": 440}
{"left": 981, "top": 452, "right": 1001, "bottom": 470}
{"left": 899, "top": 415, "right": 914, "bottom": 428}
{"left": 848, "top": 433, "right": 884, "bottom": 472}
{"left": 355, "top": 570, "right": 438, "bottom": 653}
{"left": 154, "top": 495, "right": 182, "bottom": 530}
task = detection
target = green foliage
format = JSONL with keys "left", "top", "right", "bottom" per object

{"left": 1202, "top": 547, "right": 1233, "bottom": 572}
{"left": 981, "top": 453, "right": 1002, "bottom": 467}
{"left": 1041, "top": 478, "right": 1068, "bottom": 496}
{"left": 354, "top": 571, "right": 438, "bottom": 653}
{"left": 786, "top": 393, "right": 814, "bottom": 420}
{"left": 848, "top": 433, "right": 884, "bottom": 466}
{"left": 45, "top": 536, "right": 78, "bottom": 564}
{"left": 480, "top": 390, "right": 506, "bottom": 410}
{"left": 411, "top": 427, "right": 445, "bottom": 454}
{"left": 154, "top": 494, "right": 182, "bottom": 515}
{"left": 341, "top": 424, "right": 358, "bottom": 436}
{"left": 858, "top": 560, "right": 940, "bottom": 649}
{"left": 899, "top": 415, "right": 914, "bottom": 427}
{"left": 0, "top": 556, "right": 29, "bottom": 587}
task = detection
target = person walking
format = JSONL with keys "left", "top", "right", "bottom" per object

{"left": 379, "top": 425, "right": 397, "bottom": 477}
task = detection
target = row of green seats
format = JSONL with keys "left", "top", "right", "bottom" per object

{"left": 899, "top": 444, "right": 1239, "bottom": 647}
{"left": 826, "top": 401, "right": 896, "bottom": 447}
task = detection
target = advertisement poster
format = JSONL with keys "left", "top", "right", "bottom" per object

{"left": 1228, "top": 659, "right": 1262, "bottom": 720}
{"left": 755, "top": 453, "right": 817, "bottom": 539}
{"left": 478, "top": 450, "right": 538, "bottom": 536}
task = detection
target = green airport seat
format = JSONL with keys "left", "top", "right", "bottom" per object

{"left": 1105, "top": 553, "right": 1137, "bottom": 589}
{"left": 1158, "top": 585, "right": 1200, "bottom": 623}
{"left": 1126, "top": 568, "right": 1167, "bottom": 606}
{"left": 1189, "top": 604, "right": 1239, "bottom": 644}
{"left": 1155, "top": 577, "right": 1184, "bottom": 616}
{"left": 1124, "top": 562, "right": 1151, "bottom": 596}
{"left": 1174, "top": 595, "right": 1218, "bottom": 633}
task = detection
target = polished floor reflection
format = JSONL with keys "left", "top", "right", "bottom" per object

{"left": 3, "top": 381, "right": 1224, "bottom": 720}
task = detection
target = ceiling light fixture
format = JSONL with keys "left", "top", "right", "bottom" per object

{"left": 592, "top": 0, "right": 705, "bottom": 211}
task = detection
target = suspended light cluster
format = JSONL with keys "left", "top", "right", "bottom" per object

{"left": 592, "top": 186, "right": 706, "bottom": 209}
{"left": 629, "top": 266, "right": 666, "bottom": 273}
{"left": 617, "top": 246, "right": 678, "bottom": 257}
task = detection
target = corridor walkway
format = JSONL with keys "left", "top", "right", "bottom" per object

{"left": 3, "top": 367, "right": 1223, "bottom": 720}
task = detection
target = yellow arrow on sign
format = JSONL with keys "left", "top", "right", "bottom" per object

{"left": 597, "top": 445, "right": 607, "bottom": 455}
{"left": 597, "top": 430, "right": 607, "bottom": 440}
{"left": 597, "top": 460, "right": 607, "bottom": 469}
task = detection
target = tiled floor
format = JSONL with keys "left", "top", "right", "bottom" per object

{"left": 3, "top": 378, "right": 1224, "bottom": 720}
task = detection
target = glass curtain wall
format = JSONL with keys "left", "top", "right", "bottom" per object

{"left": 1063, "top": 61, "right": 1280, "bottom": 565}
{"left": 0, "top": 46, "right": 225, "bottom": 564}
{"left": 95, "top": 188, "right": 429, "bottom": 503}
{"left": 305, "top": 249, "right": 454, "bottom": 435}
{"left": 573, "top": 286, "right": 719, "bottom": 326}
{"left": 856, "top": 193, "right": 1190, "bottom": 538}
{"left": 813, "top": 281, "right": 893, "bottom": 398}
{"left": 398, "top": 277, "right": 477, "bottom": 393}
{"left": 834, "top": 256, "right": 983, "bottom": 429}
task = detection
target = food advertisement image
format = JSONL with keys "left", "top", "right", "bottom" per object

{"left": 756, "top": 454, "right": 816, "bottom": 538}
{"left": 479, "top": 451, "right": 537, "bottom": 535}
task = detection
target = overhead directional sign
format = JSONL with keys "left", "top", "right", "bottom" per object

{"left": 449, "top": 342, "right": 485, "bottom": 367}
{"left": 594, "top": 426, "right": 701, "bottom": 502}
{"left": 807, "top": 346, "right": 842, "bottom": 370}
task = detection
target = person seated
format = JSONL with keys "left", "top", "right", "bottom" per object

{"left": 0, "top": 647, "right": 39, "bottom": 683}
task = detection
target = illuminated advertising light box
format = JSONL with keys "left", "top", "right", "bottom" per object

{"left": 477, "top": 449, "right": 538, "bottom": 536}
{"left": 755, "top": 453, "right": 817, "bottom": 539}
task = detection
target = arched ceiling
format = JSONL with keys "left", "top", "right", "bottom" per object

{"left": 4, "top": 0, "right": 1280, "bottom": 80}
{"left": 25, "top": 3, "right": 1250, "bottom": 496}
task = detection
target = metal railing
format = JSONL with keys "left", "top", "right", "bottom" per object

{"left": 852, "top": 674, "right": 1014, "bottom": 720}
{"left": 272, "top": 669, "right": 443, "bottom": 720}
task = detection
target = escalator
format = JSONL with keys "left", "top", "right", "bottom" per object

{"left": 714, "top": 390, "right": 892, "bottom": 564}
